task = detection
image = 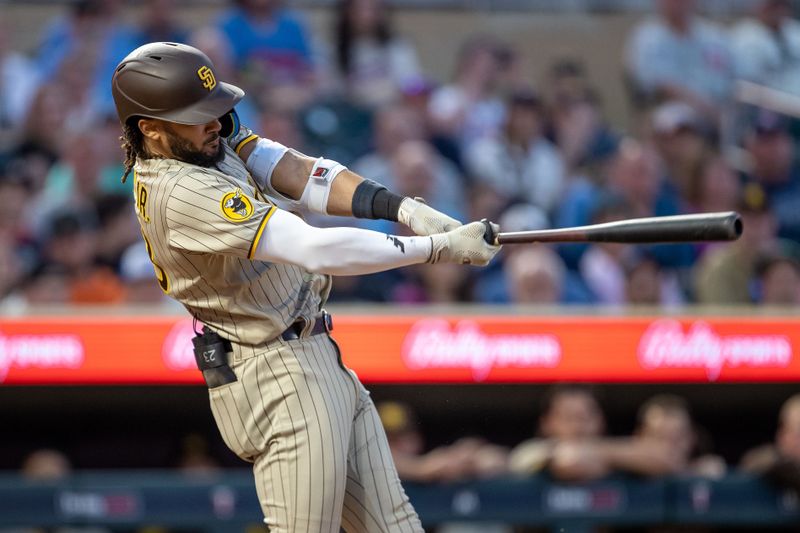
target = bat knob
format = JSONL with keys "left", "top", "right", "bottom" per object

{"left": 480, "top": 218, "right": 498, "bottom": 245}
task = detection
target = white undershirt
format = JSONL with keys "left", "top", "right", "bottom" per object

{"left": 253, "top": 208, "right": 432, "bottom": 275}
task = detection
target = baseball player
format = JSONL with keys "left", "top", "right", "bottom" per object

{"left": 111, "top": 42, "right": 500, "bottom": 532}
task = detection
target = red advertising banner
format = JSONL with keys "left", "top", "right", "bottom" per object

{"left": 0, "top": 314, "right": 798, "bottom": 384}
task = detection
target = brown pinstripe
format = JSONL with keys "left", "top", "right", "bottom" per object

{"left": 133, "top": 146, "right": 422, "bottom": 531}
{"left": 209, "top": 333, "right": 422, "bottom": 532}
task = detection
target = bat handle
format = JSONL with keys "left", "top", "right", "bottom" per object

{"left": 481, "top": 218, "right": 498, "bottom": 245}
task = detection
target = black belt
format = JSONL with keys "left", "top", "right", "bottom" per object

{"left": 280, "top": 311, "right": 333, "bottom": 341}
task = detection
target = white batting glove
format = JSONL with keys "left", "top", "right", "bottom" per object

{"left": 398, "top": 197, "right": 462, "bottom": 236}
{"left": 428, "top": 221, "right": 501, "bottom": 266}
{"left": 219, "top": 108, "right": 257, "bottom": 154}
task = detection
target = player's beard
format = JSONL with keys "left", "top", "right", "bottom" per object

{"left": 163, "top": 126, "right": 224, "bottom": 167}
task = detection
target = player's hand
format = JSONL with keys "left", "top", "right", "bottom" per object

{"left": 428, "top": 221, "right": 501, "bottom": 266}
{"left": 398, "top": 197, "right": 461, "bottom": 236}
{"left": 218, "top": 108, "right": 255, "bottom": 152}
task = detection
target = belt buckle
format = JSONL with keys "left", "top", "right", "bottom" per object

{"left": 322, "top": 310, "right": 333, "bottom": 333}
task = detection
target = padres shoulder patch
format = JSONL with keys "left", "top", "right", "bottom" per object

{"left": 221, "top": 189, "right": 254, "bottom": 222}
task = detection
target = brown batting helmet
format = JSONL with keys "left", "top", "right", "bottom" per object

{"left": 111, "top": 42, "right": 243, "bottom": 126}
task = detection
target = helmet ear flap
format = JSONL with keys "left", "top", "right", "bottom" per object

{"left": 218, "top": 109, "right": 238, "bottom": 138}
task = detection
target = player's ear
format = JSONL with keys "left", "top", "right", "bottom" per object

{"left": 138, "top": 118, "right": 162, "bottom": 141}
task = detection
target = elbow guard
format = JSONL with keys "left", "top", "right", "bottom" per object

{"left": 300, "top": 158, "right": 347, "bottom": 214}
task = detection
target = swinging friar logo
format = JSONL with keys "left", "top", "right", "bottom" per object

{"left": 221, "top": 188, "right": 254, "bottom": 222}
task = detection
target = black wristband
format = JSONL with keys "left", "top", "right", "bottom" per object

{"left": 372, "top": 188, "right": 404, "bottom": 222}
{"left": 351, "top": 179, "right": 384, "bottom": 219}
{"left": 351, "top": 179, "right": 404, "bottom": 221}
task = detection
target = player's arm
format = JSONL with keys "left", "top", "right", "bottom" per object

{"left": 220, "top": 109, "right": 460, "bottom": 236}
{"left": 250, "top": 208, "right": 498, "bottom": 275}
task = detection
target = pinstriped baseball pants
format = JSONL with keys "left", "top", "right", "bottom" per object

{"left": 207, "top": 332, "right": 423, "bottom": 533}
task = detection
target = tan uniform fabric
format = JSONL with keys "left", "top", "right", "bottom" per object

{"left": 133, "top": 144, "right": 331, "bottom": 357}
{"left": 132, "top": 145, "right": 423, "bottom": 532}
{"left": 214, "top": 334, "right": 422, "bottom": 532}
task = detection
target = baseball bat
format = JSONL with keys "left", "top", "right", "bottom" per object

{"left": 482, "top": 211, "right": 743, "bottom": 246}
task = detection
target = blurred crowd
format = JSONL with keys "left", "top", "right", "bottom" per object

{"left": 12, "top": 389, "right": 800, "bottom": 532}
{"left": 373, "top": 390, "right": 800, "bottom": 532}
{"left": 1, "top": 0, "right": 800, "bottom": 310}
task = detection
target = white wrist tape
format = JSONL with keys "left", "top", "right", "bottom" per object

{"left": 300, "top": 157, "right": 347, "bottom": 214}
{"left": 245, "top": 137, "right": 290, "bottom": 195}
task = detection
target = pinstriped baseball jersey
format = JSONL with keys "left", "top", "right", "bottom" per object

{"left": 132, "top": 143, "right": 331, "bottom": 347}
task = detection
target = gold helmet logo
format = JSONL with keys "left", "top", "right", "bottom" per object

{"left": 197, "top": 66, "right": 216, "bottom": 91}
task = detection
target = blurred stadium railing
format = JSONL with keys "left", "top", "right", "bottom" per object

{"left": 0, "top": 471, "right": 798, "bottom": 532}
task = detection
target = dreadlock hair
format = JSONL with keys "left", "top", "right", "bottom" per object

{"left": 120, "top": 117, "right": 147, "bottom": 183}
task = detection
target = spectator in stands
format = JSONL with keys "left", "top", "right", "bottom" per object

{"left": 389, "top": 261, "right": 472, "bottom": 304}
{"left": 545, "top": 58, "right": 619, "bottom": 176}
{"left": 333, "top": 0, "right": 423, "bottom": 109}
{"left": 625, "top": 252, "right": 685, "bottom": 306}
{"left": 216, "top": 0, "right": 317, "bottom": 110}
{"left": 509, "top": 385, "right": 606, "bottom": 476}
{"left": 428, "top": 35, "right": 507, "bottom": 152}
{"left": 119, "top": 242, "right": 168, "bottom": 304}
{"left": 16, "top": 264, "right": 71, "bottom": 306}
{"left": 93, "top": 194, "right": 139, "bottom": 272}
{"left": 650, "top": 101, "right": 712, "bottom": 205}
{"left": 624, "top": 254, "right": 663, "bottom": 305}
{"left": 0, "top": 234, "right": 24, "bottom": 305}
{"left": 134, "top": 0, "right": 190, "bottom": 46}
{"left": 0, "top": 165, "right": 33, "bottom": 240}
{"left": 504, "top": 246, "right": 566, "bottom": 304}
{"left": 741, "top": 394, "right": 800, "bottom": 493}
{"left": 39, "top": 209, "right": 124, "bottom": 304}
{"left": 0, "top": 18, "right": 40, "bottom": 141}
{"left": 753, "top": 251, "right": 800, "bottom": 305}
{"left": 377, "top": 401, "right": 508, "bottom": 483}
{"left": 694, "top": 182, "right": 785, "bottom": 304}
{"left": 730, "top": 0, "right": 800, "bottom": 93}
{"left": 352, "top": 109, "right": 466, "bottom": 229}
{"left": 634, "top": 394, "right": 726, "bottom": 478}
{"left": 18, "top": 82, "right": 71, "bottom": 153}
{"left": 35, "top": 0, "right": 138, "bottom": 118}
{"left": 399, "top": 76, "right": 464, "bottom": 171}
{"left": 390, "top": 141, "right": 467, "bottom": 224}
{"left": 606, "top": 138, "right": 663, "bottom": 220}
{"left": 258, "top": 103, "right": 306, "bottom": 152}
{"left": 511, "top": 387, "right": 722, "bottom": 481}
{"left": 20, "top": 449, "right": 71, "bottom": 480}
{"left": 742, "top": 109, "right": 800, "bottom": 242}
{"left": 624, "top": 0, "right": 735, "bottom": 121}
{"left": 608, "top": 133, "right": 695, "bottom": 269}
{"left": 579, "top": 195, "right": 638, "bottom": 305}
{"left": 31, "top": 132, "right": 110, "bottom": 235}
{"left": 689, "top": 152, "right": 741, "bottom": 215}
{"left": 465, "top": 90, "right": 565, "bottom": 215}
{"left": 177, "top": 433, "right": 221, "bottom": 475}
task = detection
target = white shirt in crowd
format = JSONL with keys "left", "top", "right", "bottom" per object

{"left": 346, "top": 38, "right": 422, "bottom": 108}
{"left": 0, "top": 51, "right": 40, "bottom": 127}
{"left": 466, "top": 136, "right": 565, "bottom": 214}
{"left": 625, "top": 16, "right": 736, "bottom": 104}
{"left": 730, "top": 15, "right": 800, "bottom": 94}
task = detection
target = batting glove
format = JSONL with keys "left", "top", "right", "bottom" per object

{"left": 428, "top": 221, "right": 501, "bottom": 266}
{"left": 218, "top": 108, "right": 258, "bottom": 155}
{"left": 398, "top": 197, "right": 462, "bottom": 236}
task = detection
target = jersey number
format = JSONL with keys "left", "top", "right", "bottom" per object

{"left": 141, "top": 231, "right": 170, "bottom": 293}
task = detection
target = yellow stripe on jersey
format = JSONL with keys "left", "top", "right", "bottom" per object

{"left": 248, "top": 205, "right": 278, "bottom": 259}
{"left": 234, "top": 134, "right": 259, "bottom": 155}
